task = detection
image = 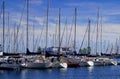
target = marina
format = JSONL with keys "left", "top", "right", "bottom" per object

{"left": 0, "top": 0, "right": 120, "bottom": 79}
{"left": 0, "top": 53, "right": 119, "bottom": 70}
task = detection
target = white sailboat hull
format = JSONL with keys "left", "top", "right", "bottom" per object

{"left": 87, "top": 61, "right": 94, "bottom": 66}
{"left": 52, "top": 62, "right": 67, "bottom": 68}
{"left": 21, "top": 62, "right": 52, "bottom": 69}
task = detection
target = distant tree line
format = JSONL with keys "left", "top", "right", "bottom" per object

{"left": 79, "top": 47, "right": 91, "bottom": 54}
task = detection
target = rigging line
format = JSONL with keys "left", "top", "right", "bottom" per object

{"left": 6, "top": 12, "right": 10, "bottom": 53}
{"left": 18, "top": 0, "right": 26, "bottom": 33}
{"left": 37, "top": 18, "right": 46, "bottom": 49}
{"left": 90, "top": 9, "right": 100, "bottom": 51}
{"left": 54, "top": 19, "right": 58, "bottom": 47}
{"left": 13, "top": 1, "right": 26, "bottom": 52}
{"left": 34, "top": 35, "right": 39, "bottom": 51}
{"left": 66, "top": 18, "right": 68, "bottom": 46}
{"left": 37, "top": 26, "right": 44, "bottom": 47}
{"left": 10, "top": 24, "right": 15, "bottom": 53}
{"left": 18, "top": 28, "right": 24, "bottom": 52}
{"left": 106, "top": 41, "right": 110, "bottom": 54}
{"left": 110, "top": 43, "right": 113, "bottom": 54}
{"left": 79, "top": 23, "right": 89, "bottom": 50}
{"left": 67, "top": 16, "right": 74, "bottom": 46}
{"left": 15, "top": 0, "right": 26, "bottom": 41}
{"left": 60, "top": 17, "right": 67, "bottom": 47}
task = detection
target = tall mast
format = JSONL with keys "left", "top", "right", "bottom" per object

{"left": 74, "top": 8, "right": 77, "bottom": 52}
{"left": 66, "top": 18, "right": 68, "bottom": 46}
{"left": 33, "top": 23, "right": 34, "bottom": 52}
{"left": 16, "top": 24, "right": 19, "bottom": 53}
{"left": 116, "top": 38, "right": 118, "bottom": 55}
{"left": 13, "top": 23, "right": 16, "bottom": 53}
{"left": 110, "top": 44, "right": 113, "bottom": 55}
{"left": 7, "top": 12, "right": 10, "bottom": 53}
{"left": 96, "top": 8, "right": 99, "bottom": 55}
{"left": 88, "top": 18, "right": 91, "bottom": 54}
{"left": 45, "top": 0, "right": 49, "bottom": 50}
{"left": 58, "top": 8, "right": 61, "bottom": 53}
{"left": 54, "top": 20, "right": 58, "bottom": 47}
{"left": 2, "top": 1, "right": 5, "bottom": 52}
{"left": 26, "top": 0, "right": 29, "bottom": 51}
{"left": 53, "top": 34, "right": 54, "bottom": 47}
{"left": 100, "top": 16, "right": 102, "bottom": 53}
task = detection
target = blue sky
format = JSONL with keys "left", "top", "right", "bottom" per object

{"left": 1, "top": 0, "right": 120, "bottom": 24}
{"left": 1, "top": 0, "right": 120, "bottom": 25}
{"left": 0, "top": 0, "right": 120, "bottom": 53}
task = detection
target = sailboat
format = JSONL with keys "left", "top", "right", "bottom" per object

{"left": 20, "top": 0, "right": 51, "bottom": 69}
{"left": 0, "top": 56, "right": 23, "bottom": 70}
{"left": 51, "top": 56, "right": 67, "bottom": 68}
{"left": 51, "top": 8, "right": 67, "bottom": 68}
{"left": 21, "top": 55, "right": 52, "bottom": 69}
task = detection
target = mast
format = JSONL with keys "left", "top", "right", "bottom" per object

{"left": 88, "top": 18, "right": 91, "bottom": 54}
{"left": 54, "top": 20, "right": 58, "bottom": 47}
{"left": 26, "top": 0, "right": 29, "bottom": 51}
{"left": 58, "top": 8, "right": 61, "bottom": 53}
{"left": 110, "top": 44, "right": 113, "bottom": 55}
{"left": 33, "top": 23, "right": 34, "bottom": 52}
{"left": 53, "top": 34, "right": 54, "bottom": 47}
{"left": 16, "top": 24, "right": 19, "bottom": 53}
{"left": 96, "top": 8, "right": 99, "bottom": 55}
{"left": 106, "top": 41, "right": 109, "bottom": 54}
{"left": 74, "top": 8, "right": 77, "bottom": 52}
{"left": 100, "top": 16, "right": 102, "bottom": 53}
{"left": 116, "top": 38, "right": 119, "bottom": 55}
{"left": 7, "top": 12, "right": 10, "bottom": 53}
{"left": 45, "top": 0, "right": 49, "bottom": 50}
{"left": 13, "top": 23, "right": 16, "bottom": 53}
{"left": 66, "top": 18, "right": 68, "bottom": 46}
{"left": 2, "top": 1, "right": 5, "bottom": 52}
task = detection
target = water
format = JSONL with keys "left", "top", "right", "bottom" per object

{"left": 0, "top": 66, "right": 120, "bottom": 79}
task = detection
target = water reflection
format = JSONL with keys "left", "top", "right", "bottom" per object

{"left": 21, "top": 69, "right": 54, "bottom": 79}
{"left": 60, "top": 68, "right": 67, "bottom": 72}
{"left": 88, "top": 66, "right": 94, "bottom": 73}
{"left": 1, "top": 66, "right": 120, "bottom": 79}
